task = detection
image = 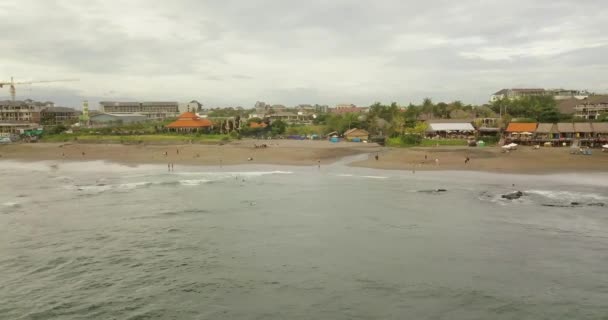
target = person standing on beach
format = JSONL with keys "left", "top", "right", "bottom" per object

{"left": 171, "top": 163, "right": 174, "bottom": 171}
{"left": 465, "top": 156, "right": 470, "bottom": 164}
{"left": 176, "top": 148, "right": 179, "bottom": 155}
{"left": 435, "top": 158, "right": 439, "bottom": 166}
{"left": 317, "top": 159, "right": 321, "bottom": 169}
{"left": 375, "top": 153, "right": 379, "bottom": 161}
{"left": 168, "top": 163, "right": 171, "bottom": 172}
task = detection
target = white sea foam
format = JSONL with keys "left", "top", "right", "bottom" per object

{"left": 334, "top": 174, "right": 388, "bottom": 179}
{"left": 116, "top": 182, "right": 153, "bottom": 190}
{"left": 179, "top": 179, "right": 212, "bottom": 186}
{"left": 174, "top": 171, "right": 293, "bottom": 177}
{"left": 2, "top": 202, "right": 20, "bottom": 207}
{"left": 526, "top": 190, "right": 608, "bottom": 201}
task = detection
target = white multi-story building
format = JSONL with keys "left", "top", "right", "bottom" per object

{"left": 574, "top": 96, "right": 608, "bottom": 120}
{"left": 0, "top": 99, "right": 53, "bottom": 123}
{"left": 99, "top": 101, "right": 180, "bottom": 120}
{"left": 491, "top": 88, "right": 590, "bottom": 102}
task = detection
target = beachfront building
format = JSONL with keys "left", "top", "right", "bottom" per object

{"left": 0, "top": 99, "right": 53, "bottom": 123}
{"left": 534, "top": 123, "right": 559, "bottom": 141}
{"left": 515, "top": 122, "right": 608, "bottom": 147}
{"left": 165, "top": 112, "right": 213, "bottom": 133}
{"left": 426, "top": 122, "right": 476, "bottom": 138}
{"left": 40, "top": 107, "right": 79, "bottom": 125}
{"left": 344, "top": 128, "right": 369, "bottom": 141}
{"left": 99, "top": 101, "right": 180, "bottom": 120}
{"left": 556, "top": 123, "right": 575, "bottom": 140}
{"left": 0, "top": 122, "right": 39, "bottom": 136}
{"left": 573, "top": 123, "right": 594, "bottom": 140}
{"left": 573, "top": 96, "right": 608, "bottom": 120}
{"left": 504, "top": 123, "right": 538, "bottom": 144}
{"left": 266, "top": 111, "right": 299, "bottom": 124}
{"left": 490, "top": 88, "right": 590, "bottom": 102}
{"left": 90, "top": 113, "right": 148, "bottom": 126}
{"left": 593, "top": 123, "right": 608, "bottom": 140}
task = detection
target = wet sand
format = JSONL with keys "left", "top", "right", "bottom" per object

{"left": 1, "top": 141, "right": 607, "bottom": 173}
{"left": 0, "top": 140, "right": 381, "bottom": 167}
{"left": 352, "top": 146, "right": 608, "bottom": 173}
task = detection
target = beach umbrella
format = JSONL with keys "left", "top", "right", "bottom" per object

{"left": 508, "top": 143, "right": 518, "bottom": 147}
{"left": 603, "top": 144, "right": 608, "bottom": 149}
{"left": 521, "top": 132, "right": 532, "bottom": 135}
{"left": 501, "top": 145, "right": 511, "bottom": 149}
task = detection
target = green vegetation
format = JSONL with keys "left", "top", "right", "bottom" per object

{"left": 420, "top": 139, "right": 467, "bottom": 147}
{"left": 40, "top": 134, "right": 229, "bottom": 144}
{"left": 490, "top": 95, "right": 564, "bottom": 122}
{"left": 284, "top": 125, "right": 327, "bottom": 136}
{"left": 387, "top": 137, "right": 467, "bottom": 147}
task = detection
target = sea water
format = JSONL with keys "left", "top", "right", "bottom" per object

{"left": 1, "top": 160, "right": 607, "bottom": 319}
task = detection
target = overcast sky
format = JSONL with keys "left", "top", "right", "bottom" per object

{"left": 1, "top": 0, "right": 607, "bottom": 108}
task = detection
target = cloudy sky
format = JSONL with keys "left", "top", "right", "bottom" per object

{"left": 1, "top": 0, "right": 607, "bottom": 108}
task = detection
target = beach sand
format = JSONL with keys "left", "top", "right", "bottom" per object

{"left": 1, "top": 141, "right": 607, "bottom": 173}
{"left": 352, "top": 146, "right": 608, "bottom": 173}
{"left": 0, "top": 140, "right": 381, "bottom": 167}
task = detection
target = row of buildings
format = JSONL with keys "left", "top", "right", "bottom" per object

{"left": 491, "top": 88, "right": 608, "bottom": 120}
{"left": 0, "top": 100, "right": 204, "bottom": 135}
{"left": 490, "top": 88, "right": 591, "bottom": 102}
{"left": 504, "top": 122, "right": 608, "bottom": 146}
{"left": 0, "top": 100, "right": 82, "bottom": 135}
{"left": 423, "top": 119, "right": 608, "bottom": 147}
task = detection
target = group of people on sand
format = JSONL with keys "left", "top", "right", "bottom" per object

{"left": 254, "top": 144, "right": 268, "bottom": 149}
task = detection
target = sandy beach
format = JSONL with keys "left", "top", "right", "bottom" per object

{"left": 1, "top": 140, "right": 607, "bottom": 173}
{"left": 0, "top": 140, "right": 381, "bottom": 167}
{"left": 352, "top": 146, "right": 608, "bottom": 173}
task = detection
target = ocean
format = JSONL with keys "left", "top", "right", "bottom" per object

{"left": 1, "top": 159, "right": 608, "bottom": 319}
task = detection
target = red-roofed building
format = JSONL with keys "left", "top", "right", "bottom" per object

{"left": 505, "top": 122, "right": 538, "bottom": 144}
{"left": 166, "top": 112, "right": 213, "bottom": 132}
{"left": 505, "top": 123, "right": 538, "bottom": 133}
{"left": 249, "top": 122, "right": 268, "bottom": 129}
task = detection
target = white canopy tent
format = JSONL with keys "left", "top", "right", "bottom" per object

{"left": 428, "top": 123, "right": 475, "bottom": 132}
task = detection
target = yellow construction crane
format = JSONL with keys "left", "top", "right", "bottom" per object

{"left": 0, "top": 76, "right": 79, "bottom": 101}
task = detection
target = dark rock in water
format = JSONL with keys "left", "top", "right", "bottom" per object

{"left": 542, "top": 204, "right": 572, "bottom": 208}
{"left": 502, "top": 191, "right": 524, "bottom": 200}
{"left": 542, "top": 202, "right": 605, "bottom": 208}
{"left": 418, "top": 189, "right": 447, "bottom": 194}
{"left": 587, "top": 203, "right": 605, "bottom": 207}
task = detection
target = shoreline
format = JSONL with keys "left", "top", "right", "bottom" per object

{"left": 1, "top": 141, "right": 608, "bottom": 174}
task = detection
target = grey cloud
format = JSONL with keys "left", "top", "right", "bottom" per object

{"left": 1, "top": 0, "right": 607, "bottom": 106}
